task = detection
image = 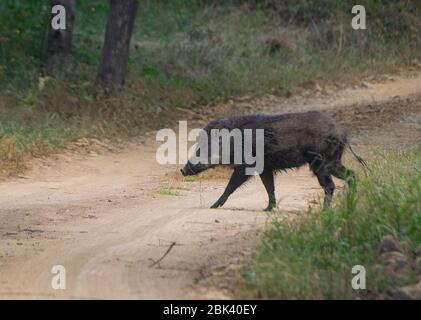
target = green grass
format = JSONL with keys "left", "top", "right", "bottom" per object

{"left": 159, "top": 184, "right": 180, "bottom": 196}
{"left": 0, "top": 117, "right": 82, "bottom": 175}
{"left": 241, "top": 149, "right": 421, "bottom": 299}
{"left": 183, "top": 175, "right": 199, "bottom": 182}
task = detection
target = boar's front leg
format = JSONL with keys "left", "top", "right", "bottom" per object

{"left": 259, "top": 169, "right": 276, "bottom": 211}
{"left": 211, "top": 167, "right": 250, "bottom": 209}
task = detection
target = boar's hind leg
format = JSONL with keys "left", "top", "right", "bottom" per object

{"left": 310, "top": 163, "right": 335, "bottom": 207}
{"left": 331, "top": 163, "right": 355, "bottom": 185}
{"left": 211, "top": 167, "right": 251, "bottom": 209}
{"left": 317, "top": 172, "right": 335, "bottom": 207}
{"left": 259, "top": 169, "right": 276, "bottom": 211}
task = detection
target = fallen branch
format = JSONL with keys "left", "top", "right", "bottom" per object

{"left": 149, "top": 241, "right": 176, "bottom": 268}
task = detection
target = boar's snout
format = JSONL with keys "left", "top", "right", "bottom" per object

{"left": 180, "top": 162, "right": 195, "bottom": 176}
{"left": 181, "top": 161, "right": 210, "bottom": 176}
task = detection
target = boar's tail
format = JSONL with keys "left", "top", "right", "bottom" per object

{"left": 347, "top": 143, "right": 368, "bottom": 169}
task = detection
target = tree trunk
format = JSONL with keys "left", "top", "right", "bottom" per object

{"left": 45, "top": 0, "right": 75, "bottom": 76}
{"left": 96, "top": 0, "right": 139, "bottom": 89}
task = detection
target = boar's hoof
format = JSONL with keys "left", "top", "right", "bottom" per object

{"left": 264, "top": 204, "right": 277, "bottom": 212}
{"left": 210, "top": 200, "right": 223, "bottom": 209}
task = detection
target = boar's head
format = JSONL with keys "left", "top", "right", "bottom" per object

{"left": 180, "top": 119, "right": 234, "bottom": 176}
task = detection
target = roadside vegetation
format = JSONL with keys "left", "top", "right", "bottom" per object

{"left": 241, "top": 149, "right": 421, "bottom": 299}
{"left": 0, "top": 0, "right": 420, "bottom": 176}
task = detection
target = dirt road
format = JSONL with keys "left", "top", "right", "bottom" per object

{"left": 0, "top": 73, "right": 420, "bottom": 299}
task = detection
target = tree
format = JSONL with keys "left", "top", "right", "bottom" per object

{"left": 45, "top": 0, "right": 75, "bottom": 76}
{"left": 96, "top": 0, "right": 139, "bottom": 89}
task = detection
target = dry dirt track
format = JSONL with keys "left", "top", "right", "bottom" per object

{"left": 0, "top": 72, "right": 420, "bottom": 299}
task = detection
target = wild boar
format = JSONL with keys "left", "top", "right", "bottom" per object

{"left": 180, "top": 111, "right": 365, "bottom": 211}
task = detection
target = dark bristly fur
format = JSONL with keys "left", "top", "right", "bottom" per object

{"left": 181, "top": 111, "right": 364, "bottom": 211}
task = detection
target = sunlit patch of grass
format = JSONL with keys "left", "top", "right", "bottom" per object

{"left": 0, "top": 117, "right": 80, "bottom": 176}
{"left": 165, "top": 166, "right": 231, "bottom": 182}
{"left": 159, "top": 183, "right": 180, "bottom": 196}
{"left": 184, "top": 175, "right": 199, "bottom": 182}
{"left": 199, "top": 167, "right": 231, "bottom": 181}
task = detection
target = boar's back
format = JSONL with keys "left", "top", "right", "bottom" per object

{"left": 206, "top": 111, "right": 346, "bottom": 154}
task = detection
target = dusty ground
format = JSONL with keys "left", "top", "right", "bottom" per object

{"left": 0, "top": 72, "right": 420, "bottom": 299}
